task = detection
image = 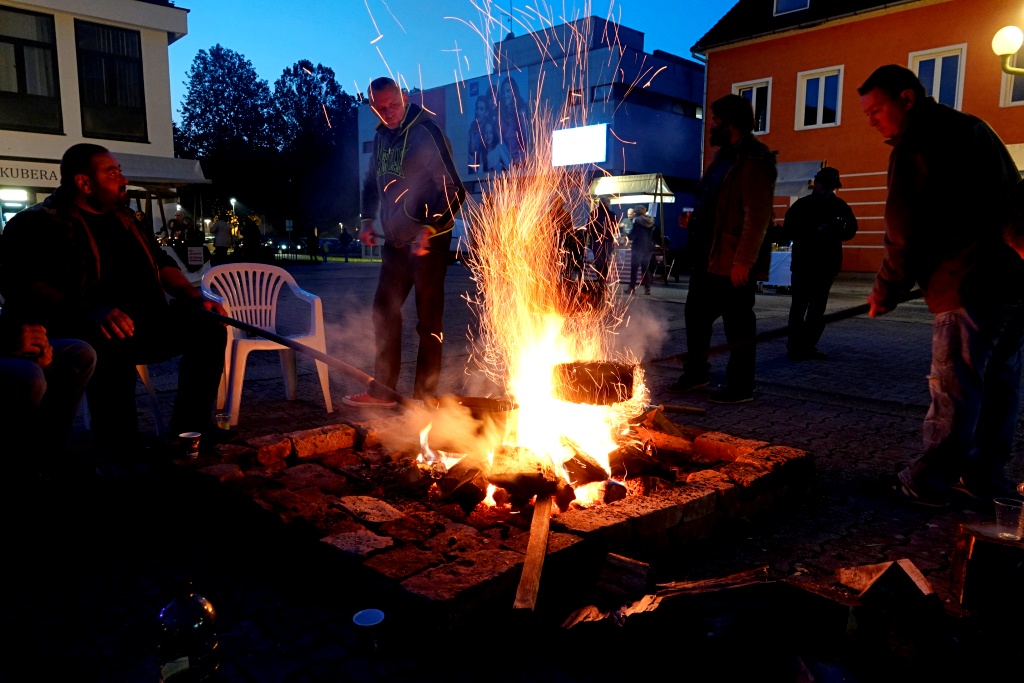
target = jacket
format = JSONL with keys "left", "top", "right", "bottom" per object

{"left": 361, "top": 102, "right": 467, "bottom": 245}
{"left": 871, "top": 97, "right": 1023, "bottom": 313}
{"left": 629, "top": 214, "right": 658, "bottom": 259}
{"left": 707, "top": 134, "right": 778, "bottom": 279}
{"left": 0, "top": 188, "right": 175, "bottom": 338}
{"left": 783, "top": 191, "right": 858, "bottom": 275}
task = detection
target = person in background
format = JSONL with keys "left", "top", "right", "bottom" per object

{"left": 782, "top": 166, "right": 858, "bottom": 360}
{"left": 347, "top": 77, "right": 466, "bottom": 408}
{"left": 0, "top": 143, "right": 230, "bottom": 462}
{"left": 339, "top": 226, "right": 354, "bottom": 263}
{"left": 588, "top": 196, "right": 617, "bottom": 284}
{"left": 209, "top": 213, "right": 232, "bottom": 265}
{"left": 627, "top": 205, "right": 658, "bottom": 295}
{"left": 859, "top": 64, "right": 1024, "bottom": 506}
{"left": 667, "top": 94, "right": 777, "bottom": 404}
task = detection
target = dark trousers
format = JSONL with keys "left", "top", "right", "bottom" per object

{"left": 629, "top": 250, "right": 653, "bottom": 290}
{"left": 683, "top": 271, "right": 757, "bottom": 391}
{"left": 372, "top": 237, "right": 450, "bottom": 400}
{"left": 787, "top": 269, "right": 836, "bottom": 353}
{"left": 85, "top": 300, "right": 226, "bottom": 453}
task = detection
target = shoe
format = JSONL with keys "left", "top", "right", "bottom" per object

{"left": 667, "top": 375, "right": 709, "bottom": 393}
{"left": 893, "top": 470, "right": 949, "bottom": 508}
{"left": 644, "top": 288, "right": 651, "bottom": 295}
{"left": 342, "top": 392, "right": 397, "bottom": 408}
{"left": 708, "top": 386, "right": 754, "bottom": 404}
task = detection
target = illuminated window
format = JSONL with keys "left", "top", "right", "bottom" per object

{"left": 795, "top": 66, "right": 842, "bottom": 130}
{"left": 75, "top": 20, "right": 147, "bottom": 142}
{"left": 910, "top": 45, "right": 965, "bottom": 109}
{"left": 0, "top": 6, "right": 61, "bottom": 134}
{"left": 775, "top": 0, "right": 810, "bottom": 16}
{"left": 734, "top": 78, "right": 771, "bottom": 134}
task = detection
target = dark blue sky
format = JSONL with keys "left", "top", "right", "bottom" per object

{"left": 168, "top": 0, "right": 736, "bottom": 121}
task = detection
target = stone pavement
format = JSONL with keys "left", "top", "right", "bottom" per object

{"left": 6, "top": 260, "right": 1023, "bottom": 682}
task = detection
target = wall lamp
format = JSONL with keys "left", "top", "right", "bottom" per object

{"left": 992, "top": 25, "right": 1024, "bottom": 76}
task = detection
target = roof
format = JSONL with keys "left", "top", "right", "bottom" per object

{"left": 691, "top": 0, "right": 924, "bottom": 54}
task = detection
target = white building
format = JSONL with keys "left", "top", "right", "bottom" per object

{"left": 0, "top": 0, "right": 206, "bottom": 231}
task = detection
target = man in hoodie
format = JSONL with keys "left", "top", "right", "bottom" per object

{"left": 668, "top": 94, "right": 777, "bottom": 404}
{"left": 0, "top": 144, "right": 229, "bottom": 460}
{"left": 345, "top": 77, "right": 466, "bottom": 408}
{"left": 860, "top": 65, "right": 1024, "bottom": 506}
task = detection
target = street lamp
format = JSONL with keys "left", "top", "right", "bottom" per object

{"left": 992, "top": 25, "right": 1024, "bottom": 76}
{"left": 230, "top": 198, "right": 237, "bottom": 214}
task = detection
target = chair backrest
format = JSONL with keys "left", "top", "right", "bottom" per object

{"left": 202, "top": 263, "right": 298, "bottom": 333}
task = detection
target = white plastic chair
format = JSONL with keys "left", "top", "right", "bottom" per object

{"left": 202, "top": 263, "right": 332, "bottom": 426}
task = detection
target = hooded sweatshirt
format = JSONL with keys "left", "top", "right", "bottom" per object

{"left": 361, "top": 102, "right": 467, "bottom": 245}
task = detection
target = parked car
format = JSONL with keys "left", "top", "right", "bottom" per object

{"left": 319, "top": 237, "right": 342, "bottom": 254}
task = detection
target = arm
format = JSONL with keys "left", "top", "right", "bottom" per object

{"left": 870, "top": 150, "right": 923, "bottom": 314}
{"left": 404, "top": 124, "right": 468, "bottom": 255}
{"left": 732, "top": 159, "right": 777, "bottom": 285}
{"left": 159, "top": 266, "right": 227, "bottom": 316}
{"left": 837, "top": 199, "right": 859, "bottom": 242}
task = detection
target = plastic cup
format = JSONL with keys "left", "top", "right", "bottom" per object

{"left": 214, "top": 412, "right": 231, "bottom": 431}
{"left": 352, "top": 608, "right": 385, "bottom": 654}
{"left": 993, "top": 498, "right": 1024, "bottom": 540}
{"left": 179, "top": 431, "right": 201, "bottom": 458}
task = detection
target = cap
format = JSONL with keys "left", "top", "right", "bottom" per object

{"left": 633, "top": 205, "right": 648, "bottom": 215}
{"left": 814, "top": 167, "right": 842, "bottom": 188}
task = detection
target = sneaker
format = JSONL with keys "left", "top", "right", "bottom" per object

{"left": 894, "top": 470, "right": 949, "bottom": 508}
{"left": 708, "top": 386, "right": 754, "bottom": 404}
{"left": 951, "top": 477, "right": 986, "bottom": 502}
{"left": 342, "top": 392, "right": 397, "bottom": 408}
{"left": 667, "top": 375, "right": 710, "bottom": 393}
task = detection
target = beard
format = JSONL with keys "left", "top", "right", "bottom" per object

{"left": 708, "top": 125, "right": 731, "bottom": 148}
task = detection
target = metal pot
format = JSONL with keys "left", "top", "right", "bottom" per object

{"left": 552, "top": 361, "right": 636, "bottom": 405}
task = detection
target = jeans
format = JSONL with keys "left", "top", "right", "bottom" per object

{"left": 372, "top": 235, "right": 451, "bottom": 400}
{"left": 0, "top": 339, "right": 96, "bottom": 469}
{"left": 683, "top": 271, "right": 757, "bottom": 391}
{"left": 902, "top": 304, "right": 1024, "bottom": 494}
{"left": 629, "top": 250, "right": 653, "bottom": 290}
{"left": 788, "top": 269, "right": 837, "bottom": 353}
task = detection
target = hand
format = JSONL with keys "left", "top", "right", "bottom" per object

{"left": 730, "top": 263, "right": 750, "bottom": 287}
{"left": 91, "top": 307, "right": 134, "bottom": 340}
{"left": 411, "top": 226, "right": 436, "bottom": 257}
{"left": 359, "top": 220, "right": 378, "bottom": 247}
{"left": 14, "top": 324, "right": 52, "bottom": 367}
{"left": 867, "top": 291, "right": 890, "bottom": 318}
{"left": 191, "top": 296, "right": 228, "bottom": 318}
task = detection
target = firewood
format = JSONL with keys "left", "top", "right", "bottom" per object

{"left": 596, "top": 553, "right": 650, "bottom": 599}
{"left": 513, "top": 495, "right": 553, "bottom": 611}
{"left": 555, "top": 478, "right": 576, "bottom": 513}
{"left": 603, "top": 479, "right": 627, "bottom": 504}
{"left": 635, "top": 425, "right": 695, "bottom": 457}
{"left": 649, "top": 408, "right": 685, "bottom": 435}
{"left": 488, "top": 445, "right": 559, "bottom": 507}
{"left": 437, "top": 452, "right": 489, "bottom": 498}
{"left": 608, "top": 442, "right": 662, "bottom": 479}
{"left": 560, "top": 436, "right": 609, "bottom": 487}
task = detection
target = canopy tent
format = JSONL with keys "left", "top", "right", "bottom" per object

{"left": 589, "top": 173, "right": 675, "bottom": 205}
{"left": 117, "top": 152, "right": 210, "bottom": 234}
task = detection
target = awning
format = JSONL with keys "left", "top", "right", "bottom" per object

{"left": 776, "top": 161, "right": 822, "bottom": 197}
{"left": 117, "top": 152, "right": 210, "bottom": 188}
{"left": 589, "top": 173, "right": 675, "bottom": 204}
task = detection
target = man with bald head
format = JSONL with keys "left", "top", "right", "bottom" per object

{"left": 344, "top": 77, "right": 466, "bottom": 408}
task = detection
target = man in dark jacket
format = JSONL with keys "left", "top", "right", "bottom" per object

{"left": 345, "top": 77, "right": 466, "bottom": 408}
{"left": 628, "top": 205, "right": 658, "bottom": 295}
{"left": 0, "top": 144, "right": 228, "bottom": 459}
{"left": 860, "top": 64, "right": 1024, "bottom": 506}
{"left": 782, "top": 166, "right": 858, "bottom": 360}
{"left": 669, "top": 94, "right": 777, "bottom": 404}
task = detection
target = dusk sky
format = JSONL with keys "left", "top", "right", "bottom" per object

{"left": 167, "top": 0, "right": 737, "bottom": 122}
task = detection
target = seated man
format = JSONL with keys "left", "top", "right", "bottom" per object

{"left": 0, "top": 144, "right": 229, "bottom": 459}
{"left": 0, "top": 323, "right": 96, "bottom": 478}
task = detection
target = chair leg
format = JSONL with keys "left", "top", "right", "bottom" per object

{"left": 216, "top": 369, "right": 228, "bottom": 411}
{"left": 314, "top": 359, "right": 333, "bottom": 413}
{"left": 136, "top": 365, "right": 164, "bottom": 437}
{"left": 227, "top": 344, "right": 250, "bottom": 427}
{"left": 280, "top": 348, "right": 298, "bottom": 400}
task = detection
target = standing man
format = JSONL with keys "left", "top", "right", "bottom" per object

{"left": 0, "top": 143, "right": 229, "bottom": 460}
{"left": 210, "top": 213, "right": 232, "bottom": 265}
{"left": 859, "top": 64, "right": 1024, "bottom": 506}
{"left": 782, "top": 166, "right": 858, "bottom": 360}
{"left": 344, "top": 77, "right": 466, "bottom": 408}
{"left": 668, "top": 94, "right": 777, "bottom": 404}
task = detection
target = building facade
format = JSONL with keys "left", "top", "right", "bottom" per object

{"left": 693, "top": 0, "right": 1024, "bottom": 272}
{"left": 0, "top": 0, "right": 205, "bottom": 231}
{"left": 357, "top": 16, "right": 707, "bottom": 251}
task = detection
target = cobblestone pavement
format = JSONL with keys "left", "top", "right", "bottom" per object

{"left": 6, "top": 261, "right": 1023, "bottom": 682}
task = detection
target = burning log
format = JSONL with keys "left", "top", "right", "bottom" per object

{"left": 560, "top": 436, "right": 610, "bottom": 487}
{"left": 488, "top": 445, "right": 559, "bottom": 509}
{"left": 608, "top": 442, "right": 664, "bottom": 479}
{"left": 555, "top": 478, "right": 576, "bottom": 513}
{"left": 513, "top": 495, "right": 553, "bottom": 611}
{"left": 603, "top": 479, "right": 628, "bottom": 504}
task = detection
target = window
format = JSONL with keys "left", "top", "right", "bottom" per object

{"left": 0, "top": 6, "right": 61, "bottom": 134}
{"left": 734, "top": 78, "right": 771, "bottom": 134}
{"left": 75, "top": 20, "right": 147, "bottom": 142}
{"left": 795, "top": 66, "right": 842, "bottom": 130}
{"left": 909, "top": 45, "right": 965, "bottom": 109}
{"left": 1000, "top": 50, "right": 1024, "bottom": 107}
{"left": 775, "top": 0, "right": 810, "bottom": 16}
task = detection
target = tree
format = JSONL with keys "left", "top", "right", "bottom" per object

{"left": 177, "top": 44, "right": 280, "bottom": 157}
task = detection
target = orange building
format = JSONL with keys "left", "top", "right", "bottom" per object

{"left": 693, "top": 0, "right": 1024, "bottom": 272}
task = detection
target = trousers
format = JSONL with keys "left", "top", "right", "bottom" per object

{"left": 683, "top": 270, "right": 757, "bottom": 391}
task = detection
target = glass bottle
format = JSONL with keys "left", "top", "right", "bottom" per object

{"left": 157, "top": 582, "right": 219, "bottom": 682}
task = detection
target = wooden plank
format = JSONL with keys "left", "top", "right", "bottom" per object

{"left": 513, "top": 496, "right": 553, "bottom": 611}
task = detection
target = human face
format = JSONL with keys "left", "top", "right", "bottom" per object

{"left": 475, "top": 97, "right": 488, "bottom": 120}
{"left": 369, "top": 85, "right": 408, "bottom": 129}
{"left": 80, "top": 152, "right": 128, "bottom": 213}
{"left": 708, "top": 113, "right": 734, "bottom": 148}
{"left": 860, "top": 87, "right": 912, "bottom": 140}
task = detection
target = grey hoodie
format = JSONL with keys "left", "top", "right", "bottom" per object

{"left": 361, "top": 102, "right": 467, "bottom": 244}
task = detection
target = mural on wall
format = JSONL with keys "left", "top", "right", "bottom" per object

{"left": 464, "top": 71, "right": 532, "bottom": 177}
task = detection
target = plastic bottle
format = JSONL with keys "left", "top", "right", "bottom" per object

{"left": 157, "top": 582, "right": 219, "bottom": 682}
